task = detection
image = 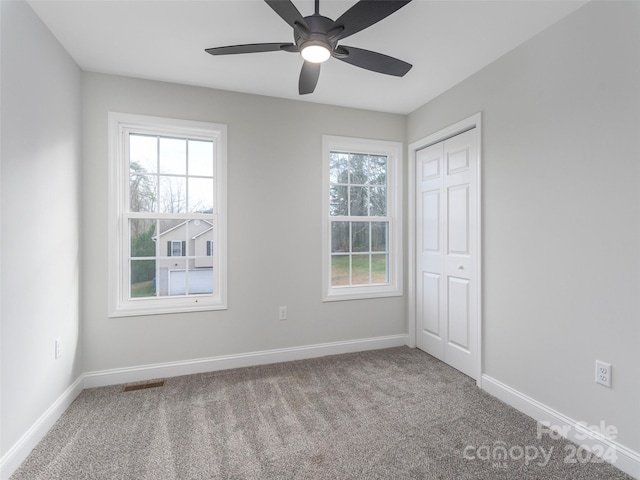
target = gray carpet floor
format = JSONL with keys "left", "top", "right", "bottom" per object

{"left": 11, "top": 347, "right": 631, "bottom": 479}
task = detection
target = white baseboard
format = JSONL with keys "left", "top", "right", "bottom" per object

{"left": 0, "top": 375, "right": 85, "bottom": 480}
{"left": 83, "top": 334, "right": 408, "bottom": 388}
{"left": 482, "top": 374, "right": 640, "bottom": 479}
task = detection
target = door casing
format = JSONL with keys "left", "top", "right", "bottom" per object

{"left": 407, "top": 112, "right": 482, "bottom": 386}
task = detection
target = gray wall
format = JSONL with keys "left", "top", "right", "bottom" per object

{"left": 0, "top": 1, "right": 83, "bottom": 457}
{"left": 408, "top": 1, "right": 640, "bottom": 451}
{"left": 82, "top": 73, "right": 406, "bottom": 372}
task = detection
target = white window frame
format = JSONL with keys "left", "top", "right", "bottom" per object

{"left": 108, "top": 112, "right": 228, "bottom": 317}
{"left": 322, "top": 135, "right": 403, "bottom": 301}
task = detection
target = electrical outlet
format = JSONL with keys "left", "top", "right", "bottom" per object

{"left": 279, "top": 306, "right": 287, "bottom": 321}
{"left": 595, "top": 360, "right": 611, "bottom": 388}
{"left": 55, "top": 338, "right": 62, "bottom": 360}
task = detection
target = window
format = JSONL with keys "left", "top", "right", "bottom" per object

{"left": 169, "top": 241, "right": 184, "bottom": 257}
{"left": 322, "top": 136, "right": 402, "bottom": 301}
{"left": 109, "top": 113, "right": 227, "bottom": 316}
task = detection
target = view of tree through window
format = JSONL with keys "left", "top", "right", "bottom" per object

{"left": 128, "top": 134, "right": 216, "bottom": 299}
{"left": 329, "top": 151, "right": 389, "bottom": 287}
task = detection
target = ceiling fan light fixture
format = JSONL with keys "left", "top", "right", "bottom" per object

{"left": 301, "top": 42, "right": 331, "bottom": 63}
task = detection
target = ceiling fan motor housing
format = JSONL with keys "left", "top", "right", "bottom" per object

{"left": 295, "top": 15, "right": 338, "bottom": 55}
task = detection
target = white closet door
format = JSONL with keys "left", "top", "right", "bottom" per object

{"left": 416, "top": 128, "right": 478, "bottom": 379}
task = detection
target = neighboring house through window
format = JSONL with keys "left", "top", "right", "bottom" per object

{"left": 322, "top": 135, "right": 403, "bottom": 301}
{"left": 108, "top": 113, "right": 227, "bottom": 316}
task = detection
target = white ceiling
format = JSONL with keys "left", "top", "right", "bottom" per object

{"left": 29, "top": 0, "right": 587, "bottom": 114}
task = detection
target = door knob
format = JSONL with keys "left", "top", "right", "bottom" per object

{"left": 458, "top": 265, "right": 464, "bottom": 270}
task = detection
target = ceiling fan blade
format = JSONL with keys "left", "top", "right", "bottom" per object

{"left": 205, "top": 43, "right": 297, "bottom": 56}
{"left": 299, "top": 61, "right": 321, "bottom": 95}
{"left": 333, "top": 46, "right": 412, "bottom": 76}
{"left": 264, "top": 0, "right": 309, "bottom": 32}
{"left": 332, "top": 0, "right": 412, "bottom": 40}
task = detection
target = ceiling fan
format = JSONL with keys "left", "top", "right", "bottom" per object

{"left": 205, "top": 0, "right": 413, "bottom": 95}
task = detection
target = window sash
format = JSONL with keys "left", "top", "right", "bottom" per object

{"left": 125, "top": 214, "right": 217, "bottom": 300}
{"left": 329, "top": 218, "right": 392, "bottom": 287}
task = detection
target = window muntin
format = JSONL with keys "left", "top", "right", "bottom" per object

{"left": 322, "top": 136, "right": 402, "bottom": 301}
{"left": 109, "top": 113, "right": 227, "bottom": 316}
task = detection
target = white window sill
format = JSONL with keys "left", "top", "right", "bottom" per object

{"left": 323, "top": 286, "right": 403, "bottom": 302}
{"left": 109, "top": 298, "right": 227, "bottom": 318}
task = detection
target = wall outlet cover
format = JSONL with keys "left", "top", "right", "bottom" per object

{"left": 595, "top": 360, "right": 611, "bottom": 388}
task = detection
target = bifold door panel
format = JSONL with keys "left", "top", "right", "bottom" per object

{"left": 415, "top": 129, "right": 478, "bottom": 379}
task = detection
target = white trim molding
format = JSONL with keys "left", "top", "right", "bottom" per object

{"left": 482, "top": 375, "right": 640, "bottom": 479}
{"left": 0, "top": 376, "right": 85, "bottom": 480}
{"left": 83, "top": 334, "right": 408, "bottom": 388}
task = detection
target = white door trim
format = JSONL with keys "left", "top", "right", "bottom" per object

{"left": 407, "top": 112, "right": 483, "bottom": 386}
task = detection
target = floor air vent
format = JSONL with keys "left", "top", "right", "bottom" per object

{"left": 122, "top": 381, "right": 165, "bottom": 392}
